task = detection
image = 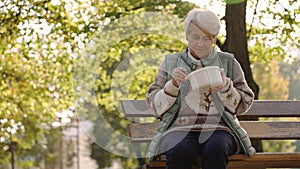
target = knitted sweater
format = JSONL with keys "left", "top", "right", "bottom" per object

{"left": 147, "top": 48, "right": 254, "bottom": 117}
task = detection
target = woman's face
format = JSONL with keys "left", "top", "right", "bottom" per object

{"left": 186, "top": 24, "right": 215, "bottom": 59}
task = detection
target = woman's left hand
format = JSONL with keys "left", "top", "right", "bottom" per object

{"left": 210, "top": 71, "right": 229, "bottom": 93}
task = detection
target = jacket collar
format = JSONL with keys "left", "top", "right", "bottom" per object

{"left": 199, "top": 47, "right": 219, "bottom": 66}
{"left": 181, "top": 47, "right": 219, "bottom": 70}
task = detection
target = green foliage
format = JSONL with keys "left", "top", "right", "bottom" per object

{"left": 224, "top": 0, "right": 245, "bottom": 4}
{"left": 80, "top": 2, "right": 189, "bottom": 167}
{"left": 262, "top": 140, "right": 296, "bottom": 153}
{"left": 248, "top": 0, "right": 300, "bottom": 65}
{"left": 249, "top": 40, "right": 286, "bottom": 64}
{"left": 293, "top": 140, "right": 300, "bottom": 152}
{"left": 0, "top": 0, "right": 91, "bottom": 167}
{"left": 252, "top": 60, "right": 289, "bottom": 100}
{"left": 279, "top": 60, "right": 300, "bottom": 100}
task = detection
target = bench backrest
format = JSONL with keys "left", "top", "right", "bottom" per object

{"left": 121, "top": 100, "right": 300, "bottom": 118}
{"left": 121, "top": 100, "right": 300, "bottom": 141}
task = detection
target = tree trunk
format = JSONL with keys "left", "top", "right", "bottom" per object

{"left": 9, "top": 141, "right": 15, "bottom": 169}
{"left": 224, "top": 1, "right": 262, "bottom": 152}
{"left": 224, "top": 1, "right": 259, "bottom": 99}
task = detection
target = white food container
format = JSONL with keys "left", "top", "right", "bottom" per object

{"left": 185, "top": 66, "right": 223, "bottom": 91}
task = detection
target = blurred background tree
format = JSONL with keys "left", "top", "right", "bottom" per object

{"left": 0, "top": 0, "right": 299, "bottom": 168}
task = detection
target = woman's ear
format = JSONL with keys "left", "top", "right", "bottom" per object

{"left": 185, "top": 36, "right": 190, "bottom": 45}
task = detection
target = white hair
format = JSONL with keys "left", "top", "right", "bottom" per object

{"left": 184, "top": 9, "right": 221, "bottom": 37}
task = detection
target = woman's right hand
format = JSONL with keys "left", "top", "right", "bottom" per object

{"left": 171, "top": 67, "right": 187, "bottom": 87}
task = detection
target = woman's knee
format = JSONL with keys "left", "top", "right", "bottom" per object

{"left": 201, "top": 131, "right": 235, "bottom": 169}
{"left": 202, "top": 131, "right": 237, "bottom": 158}
{"left": 167, "top": 142, "right": 198, "bottom": 160}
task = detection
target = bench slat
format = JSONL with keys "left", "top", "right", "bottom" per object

{"left": 121, "top": 100, "right": 300, "bottom": 117}
{"left": 228, "top": 153, "right": 300, "bottom": 168}
{"left": 247, "top": 100, "right": 300, "bottom": 117}
{"left": 148, "top": 153, "right": 300, "bottom": 169}
{"left": 121, "top": 100, "right": 153, "bottom": 117}
{"left": 128, "top": 121, "right": 300, "bottom": 142}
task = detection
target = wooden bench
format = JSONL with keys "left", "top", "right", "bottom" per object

{"left": 121, "top": 100, "right": 300, "bottom": 169}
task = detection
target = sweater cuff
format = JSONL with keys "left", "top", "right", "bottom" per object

{"left": 153, "top": 90, "right": 177, "bottom": 117}
{"left": 217, "top": 80, "right": 241, "bottom": 114}
{"left": 164, "top": 80, "right": 179, "bottom": 97}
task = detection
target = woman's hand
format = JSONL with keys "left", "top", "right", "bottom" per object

{"left": 171, "top": 67, "right": 187, "bottom": 87}
{"left": 210, "top": 70, "right": 229, "bottom": 93}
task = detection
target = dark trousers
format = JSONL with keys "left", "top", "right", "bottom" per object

{"left": 160, "top": 130, "right": 237, "bottom": 169}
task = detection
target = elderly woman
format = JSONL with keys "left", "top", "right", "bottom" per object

{"left": 146, "top": 9, "right": 255, "bottom": 169}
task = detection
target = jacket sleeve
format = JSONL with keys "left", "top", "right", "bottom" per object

{"left": 146, "top": 60, "right": 179, "bottom": 117}
{"left": 217, "top": 58, "right": 254, "bottom": 115}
